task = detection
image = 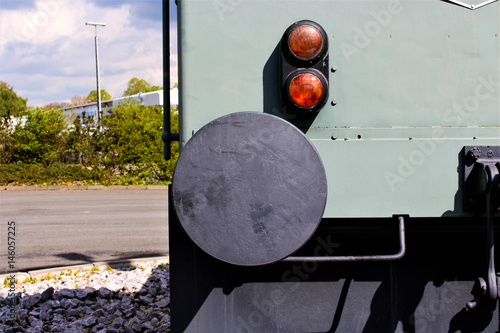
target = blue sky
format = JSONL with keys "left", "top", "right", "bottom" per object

{"left": 0, "top": 0, "right": 177, "bottom": 107}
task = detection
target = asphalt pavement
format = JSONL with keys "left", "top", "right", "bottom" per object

{"left": 0, "top": 187, "right": 169, "bottom": 273}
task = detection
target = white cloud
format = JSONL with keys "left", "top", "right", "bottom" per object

{"left": 0, "top": 0, "right": 80, "bottom": 53}
{"left": 0, "top": 0, "right": 176, "bottom": 107}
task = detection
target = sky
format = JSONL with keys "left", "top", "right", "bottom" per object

{"left": 0, "top": 0, "right": 178, "bottom": 107}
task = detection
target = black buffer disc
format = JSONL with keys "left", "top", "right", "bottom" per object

{"left": 172, "top": 112, "right": 327, "bottom": 266}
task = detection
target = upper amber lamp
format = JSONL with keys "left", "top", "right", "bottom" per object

{"left": 288, "top": 25, "right": 324, "bottom": 60}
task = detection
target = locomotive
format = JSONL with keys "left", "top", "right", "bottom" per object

{"left": 163, "top": 0, "right": 500, "bottom": 332}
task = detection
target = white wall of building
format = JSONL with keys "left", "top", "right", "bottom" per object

{"left": 63, "top": 88, "right": 178, "bottom": 119}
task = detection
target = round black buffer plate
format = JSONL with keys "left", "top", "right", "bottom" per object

{"left": 172, "top": 112, "right": 327, "bottom": 266}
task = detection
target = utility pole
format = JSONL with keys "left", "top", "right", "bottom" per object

{"left": 85, "top": 22, "right": 106, "bottom": 122}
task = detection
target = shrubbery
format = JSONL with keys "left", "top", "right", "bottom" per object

{"left": 0, "top": 162, "right": 113, "bottom": 186}
{"left": 0, "top": 103, "right": 178, "bottom": 186}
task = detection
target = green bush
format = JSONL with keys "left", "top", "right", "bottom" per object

{"left": 100, "top": 102, "right": 177, "bottom": 182}
{"left": 65, "top": 110, "right": 103, "bottom": 167}
{"left": 10, "top": 107, "right": 67, "bottom": 165}
{"left": 0, "top": 162, "right": 115, "bottom": 186}
{"left": 0, "top": 103, "right": 179, "bottom": 185}
{"left": 0, "top": 123, "right": 14, "bottom": 164}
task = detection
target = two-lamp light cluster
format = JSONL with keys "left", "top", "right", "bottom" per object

{"left": 281, "top": 20, "right": 329, "bottom": 118}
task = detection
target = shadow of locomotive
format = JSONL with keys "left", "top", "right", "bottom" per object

{"left": 170, "top": 215, "right": 499, "bottom": 333}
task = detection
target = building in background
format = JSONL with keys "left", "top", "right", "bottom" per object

{"left": 63, "top": 88, "right": 178, "bottom": 120}
{"left": 113, "top": 90, "right": 163, "bottom": 107}
{"left": 169, "top": 87, "right": 178, "bottom": 106}
{"left": 62, "top": 99, "right": 113, "bottom": 120}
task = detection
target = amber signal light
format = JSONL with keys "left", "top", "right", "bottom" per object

{"left": 288, "top": 24, "right": 324, "bottom": 60}
{"left": 281, "top": 20, "right": 329, "bottom": 118}
{"left": 289, "top": 73, "right": 324, "bottom": 107}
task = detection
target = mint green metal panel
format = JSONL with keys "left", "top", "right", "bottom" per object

{"left": 178, "top": 0, "right": 499, "bottom": 218}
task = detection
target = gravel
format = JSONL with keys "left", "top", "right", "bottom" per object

{"left": 0, "top": 261, "right": 170, "bottom": 332}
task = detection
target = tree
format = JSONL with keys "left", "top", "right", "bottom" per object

{"left": 70, "top": 94, "right": 88, "bottom": 106}
{"left": 41, "top": 102, "right": 69, "bottom": 110}
{"left": 123, "top": 77, "right": 162, "bottom": 96}
{"left": 99, "top": 101, "right": 176, "bottom": 182}
{"left": 11, "top": 107, "right": 67, "bottom": 165}
{"left": 86, "top": 89, "right": 112, "bottom": 102}
{"left": 66, "top": 111, "right": 102, "bottom": 165}
{"left": 0, "top": 81, "right": 28, "bottom": 120}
